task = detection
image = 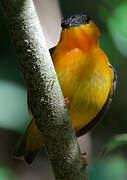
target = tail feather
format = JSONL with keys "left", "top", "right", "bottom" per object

{"left": 13, "top": 118, "right": 43, "bottom": 164}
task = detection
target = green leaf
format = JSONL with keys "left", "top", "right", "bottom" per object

{"left": 102, "top": 134, "right": 127, "bottom": 156}
{"left": 0, "top": 80, "right": 30, "bottom": 133}
{"left": 99, "top": 1, "right": 127, "bottom": 57}
{"left": 0, "top": 166, "right": 16, "bottom": 180}
{"left": 89, "top": 157, "right": 127, "bottom": 180}
{"left": 107, "top": 2, "right": 127, "bottom": 56}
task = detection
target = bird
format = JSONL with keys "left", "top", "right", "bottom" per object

{"left": 13, "top": 13, "right": 117, "bottom": 164}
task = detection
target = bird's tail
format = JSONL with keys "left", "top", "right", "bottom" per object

{"left": 13, "top": 117, "right": 43, "bottom": 164}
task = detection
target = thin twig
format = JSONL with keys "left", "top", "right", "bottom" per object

{"left": 1, "top": 0, "right": 89, "bottom": 179}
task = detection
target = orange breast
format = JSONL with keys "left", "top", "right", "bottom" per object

{"left": 52, "top": 47, "right": 114, "bottom": 131}
{"left": 52, "top": 21, "right": 114, "bottom": 131}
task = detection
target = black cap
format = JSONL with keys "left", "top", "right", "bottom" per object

{"left": 61, "top": 13, "right": 91, "bottom": 30}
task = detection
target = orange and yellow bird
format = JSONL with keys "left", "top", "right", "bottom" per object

{"left": 14, "top": 13, "right": 117, "bottom": 164}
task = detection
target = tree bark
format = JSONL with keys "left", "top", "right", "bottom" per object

{"left": 1, "top": 0, "right": 89, "bottom": 179}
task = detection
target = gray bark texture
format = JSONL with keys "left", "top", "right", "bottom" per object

{"left": 1, "top": 0, "right": 89, "bottom": 179}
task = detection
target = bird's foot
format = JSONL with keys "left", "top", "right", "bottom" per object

{"left": 82, "top": 152, "right": 87, "bottom": 166}
{"left": 64, "top": 97, "right": 70, "bottom": 108}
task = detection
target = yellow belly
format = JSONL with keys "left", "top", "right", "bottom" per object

{"left": 53, "top": 48, "right": 114, "bottom": 131}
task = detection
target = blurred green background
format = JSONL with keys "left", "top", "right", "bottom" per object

{"left": 0, "top": 0, "right": 127, "bottom": 179}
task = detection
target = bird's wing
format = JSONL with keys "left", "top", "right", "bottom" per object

{"left": 76, "top": 65, "right": 117, "bottom": 137}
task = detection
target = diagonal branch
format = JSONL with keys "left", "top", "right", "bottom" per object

{"left": 1, "top": 0, "right": 89, "bottom": 179}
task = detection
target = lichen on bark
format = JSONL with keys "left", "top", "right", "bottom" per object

{"left": 1, "top": 0, "right": 89, "bottom": 179}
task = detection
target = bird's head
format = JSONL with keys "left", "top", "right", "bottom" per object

{"left": 59, "top": 13, "right": 100, "bottom": 51}
{"left": 61, "top": 13, "right": 91, "bottom": 30}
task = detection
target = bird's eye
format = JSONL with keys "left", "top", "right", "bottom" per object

{"left": 82, "top": 15, "right": 90, "bottom": 24}
{"left": 61, "top": 13, "right": 91, "bottom": 29}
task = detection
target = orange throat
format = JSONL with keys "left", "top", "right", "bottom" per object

{"left": 56, "top": 20, "right": 100, "bottom": 54}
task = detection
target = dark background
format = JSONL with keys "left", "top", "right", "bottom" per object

{"left": 0, "top": 0, "right": 127, "bottom": 179}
